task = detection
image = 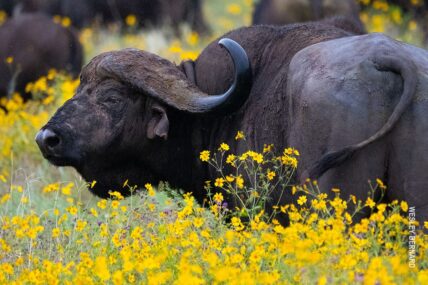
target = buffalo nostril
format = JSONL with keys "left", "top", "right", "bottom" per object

{"left": 46, "top": 135, "right": 60, "bottom": 148}
{"left": 36, "top": 129, "right": 61, "bottom": 150}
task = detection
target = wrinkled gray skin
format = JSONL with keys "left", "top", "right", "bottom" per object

{"left": 253, "top": 0, "right": 365, "bottom": 33}
{"left": 288, "top": 33, "right": 428, "bottom": 224}
{"left": 36, "top": 19, "right": 358, "bottom": 216}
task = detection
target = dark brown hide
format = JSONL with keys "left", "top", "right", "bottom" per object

{"left": 36, "top": 19, "right": 359, "bottom": 220}
{"left": 0, "top": 13, "right": 82, "bottom": 99}
{"left": 253, "top": 0, "right": 365, "bottom": 33}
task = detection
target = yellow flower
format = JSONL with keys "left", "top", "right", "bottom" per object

{"left": 179, "top": 51, "right": 199, "bottom": 61}
{"left": 227, "top": 4, "right": 242, "bottom": 15}
{"left": 331, "top": 188, "right": 340, "bottom": 193}
{"left": 318, "top": 276, "right": 328, "bottom": 285}
{"left": 297, "top": 195, "right": 307, "bottom": 205}
{"left": 169, "top": 41, "right": 182, "bottom": 53}
{"left": 365, "top": 197, "right": 376, "bottom": 209}
{"left": 20, "top": 196, "right": 29, "bottom": 204}
{"left": 409, "top": 20, "right": 418, "bottom": 31}
{"left": 218, "top": 143, "right": 230, "bottom": 151}
{"left": 43, "top": 182, "right": 60, "bottom": 193}
{"left": 186, "top": 32, "right": 199, "bottom": 46}
{"left": 0, "top": 10, "right": 6, "bottom": 25}
{"left": 53, "top": 15, "right": 61, "bottom": 24}
{"left": 281, "top": 154, "right": 298, "bottom": 168}
{"left": 400, "top": 201, "right": 408, "bottom": 212}
{"left": 231, "top": 217, "right": 244, "bottom": 231}
{"left": 0, "top": 193, "right": 10, "bottom": 204}
{"left": 61, "top": 17, "right": 71, "bottom": 27}
{"left": 97, "top": 199, "right": 107, "bottom": 209}
{"left": 373, "top": 1, "right": 389, "bottom": 11}
{"left": 312, "top": 199, "right": 326, "bottom": 211}
{"left": 214, "top": 178, "right": 225, "bottom": 188}
{"left": 100, "top": 224, "right": 109, "bottom": 237}
{"left": 235, "top": 131, "right": 245, "bottom": 140}
{"left": 75, "top": 220, "right": 87, "bottom": 232}
{"left": 95, "top": 256, "right": 111, "bottom": 281}
{"left": 125, "top": 14, "right": 137, "bottom": 26}
{"left": 199, "top": 150, "right": 210, "bottom": 162}
{"left": 61, "top": 182, "right": 74, "bottom": 196}
{"left": 51, "top": 228, "right": 60, "bottom": 238}
{"left": 145, "top": 183, "right": 155, "bottom": 196}
{"left": 225, "top": 175, "right": 234, "bottom": 182}
{"left": 236, "top": 175, "right": 244, "bottom": 189}
{"left": 263, "top": 144, "right": 273, "bottom": 153}
{"left": 213, "top": 192, "right": 224, "bottom": 204}
{"left": 376, "top": 178, "right": 387, "bottom": 190}
{"left": 193, "top": 217, "right": 204, "bottom": 228}
{"left": 111, "top": 200, "right": 120, "bottom": 209}
{"left": 5, "top": 56, "right": 13, "bottom": 64}
{"left": 292, "top": 186, "right": 297, "bottom": 195}
{"left": 267, "top": 171, "right": 276, "bottom": 181}
{"left": 112, "top": 270, "right": 124, "bottom": 285}
{"left": 66, "top": 206, "right": 78, "bottom": 215}
{"left": 226, "top": 154, "right": 236, "bottom": 166}
{"left": 109, "top": 190, "right": 124, "bottom": 200}
{"left": 90, "top": 208, "right": 98, "bottom": 217}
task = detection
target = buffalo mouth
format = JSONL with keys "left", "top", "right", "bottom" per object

{"left": 42, "top": 154, "right": 76, "bottom": 167}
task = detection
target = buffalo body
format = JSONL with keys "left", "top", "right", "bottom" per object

{"left": 5, "top": 0, "right": 209, "bottom": 33}
{"left": 288, "top": 33, "right": 428, "bottom": 222}
{"left": 36, "top": 19, "right": 427, "bottom": 225}
{"left": 252, "top": 0, "right": 365, "bottom": 32}
{"left": 0, "top": 13, "right": 82, "bottom": 99}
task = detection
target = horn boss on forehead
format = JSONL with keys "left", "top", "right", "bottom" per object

{"left": 96, "top": 38, "right": 252, "bottom": 114}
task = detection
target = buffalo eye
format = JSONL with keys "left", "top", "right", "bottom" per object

{"left": 101, "top": 93, "right": 123, "bottom": 106}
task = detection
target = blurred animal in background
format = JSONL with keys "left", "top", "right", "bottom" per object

{"left": 252, "top": 0, "right": 365, "bottom": 32}
{"left": 0, "top": 0, "right": 14, "bottom": 15}
{"left": 0, "top": 0, "right": 209, "bottom": 33}
{"left": 0, "top": 13, "right": 82, "bottom": 99}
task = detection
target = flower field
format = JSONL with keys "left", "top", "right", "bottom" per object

{"left": 0, "top": 0, "right": 427, "bottom": 284}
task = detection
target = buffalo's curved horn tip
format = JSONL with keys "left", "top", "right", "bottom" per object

{"left": 193, "top": 38, "right": 252, "bottom": 114}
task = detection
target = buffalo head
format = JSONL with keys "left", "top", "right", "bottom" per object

{"left": 36, "top": 38, "right": 251, "bottom": 198}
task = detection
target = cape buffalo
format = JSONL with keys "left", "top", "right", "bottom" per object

{"left": 36, "top": 18, "right": 427, "bottom": 224}
{"left": 0, "top": 0, "right": 15, "bottom": 15}
{"left": 0, "top": 13, "right": 82, "bottom": 99}
{"left": 8, "top": 0, "right": 209, "bottom": 33}
{"left": 253, "top": 0, "right": 365, "bottom": 33}
{"left": 288, "top": 33, "right": 428, "bottom": 224}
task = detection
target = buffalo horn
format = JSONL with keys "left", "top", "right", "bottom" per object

{"left": 95, "top": 38, "right": 252, "bottom": 114}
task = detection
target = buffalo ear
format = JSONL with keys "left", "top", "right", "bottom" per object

{"left": 146, "top": 104, "right": 169, "bottom": 140}
{"left": 178, "top": 60, "right": 196, "bottom": 84}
